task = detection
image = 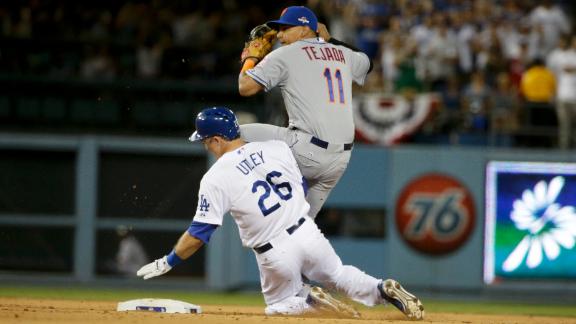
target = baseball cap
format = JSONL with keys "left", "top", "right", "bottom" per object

{"left": 267, "top": 6, "right": 318, "bottom": 32}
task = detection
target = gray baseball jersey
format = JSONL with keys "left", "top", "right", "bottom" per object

{"left": 246, "top": 37, "right": 370, "bottom": 143}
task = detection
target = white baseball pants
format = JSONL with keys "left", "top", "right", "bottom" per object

{"left": 254, "top": 216, "right": 382, "bottom": 314}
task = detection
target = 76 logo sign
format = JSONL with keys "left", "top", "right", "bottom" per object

{"left": 396, "top": 174, "right": 475, "bottom": 255}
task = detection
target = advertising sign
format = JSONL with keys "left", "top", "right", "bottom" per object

{"left": 484, "top": 161, "right": 576, "bottom": 284}
{"left": 396, "top": 173, "right": 475, "bottom": 255}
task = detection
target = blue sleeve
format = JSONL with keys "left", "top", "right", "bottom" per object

{"left": 187, "top": 221, "right": 219, "bottom": 244}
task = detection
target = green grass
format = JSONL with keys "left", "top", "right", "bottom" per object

{"left": 0, "top": 286, "right": 265, "bottom": 306}
{"left": 419, "top": 300, "right": 576, "bottom": 317}
{"left": 0, "top": 286, "right": 575, "bottom": 318}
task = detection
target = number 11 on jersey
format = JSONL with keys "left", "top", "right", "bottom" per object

{"left": 323, "top": 68, "right": 344, "bottom": 104}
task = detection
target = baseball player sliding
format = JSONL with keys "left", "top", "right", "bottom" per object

{"left": 136, "top": 107, "right": 424, "bottom": 320}
{"left": 238, "top": 6, "right": 371, "bottom": 219}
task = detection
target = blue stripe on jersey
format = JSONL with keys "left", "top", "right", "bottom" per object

{"left": 299, "top": 39, "right": 327, "bottom": 45}
{"left": 302, "top": 176, "right": 309, "bottom": 196}
{"left": 246, "top": 71, "right": 268, "bottom": 89}
{"left": 187, "top": 221, "right": 219, "bottom": 244}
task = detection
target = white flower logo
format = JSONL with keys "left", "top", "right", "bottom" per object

{"left": 502, "top": 176, "right": 576, "bottom": 272}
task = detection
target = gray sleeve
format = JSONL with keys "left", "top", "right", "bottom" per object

{"left": 350, "top": 51, "right": 371, "bottom": 85}
{"left": 245, "top": 50, "right": 288, "bottom": 92}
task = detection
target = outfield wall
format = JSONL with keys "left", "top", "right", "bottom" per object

{"left": 1, "top": 133, "right": 575, "bottom": 300}
{"left": 209, "top": 144, "right": 576, "bottom": 297}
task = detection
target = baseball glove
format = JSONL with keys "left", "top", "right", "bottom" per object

{"left": 240, "top": 24, "right": 277, "bottom": 64}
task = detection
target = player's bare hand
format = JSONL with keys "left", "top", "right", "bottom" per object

{"left": 317, "top": 23, "right": 331, "bottom": 41}
{"left": 136, "top": 256, "right": 172, "bottom": 280}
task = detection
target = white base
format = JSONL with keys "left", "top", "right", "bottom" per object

{"left": 117, "top": 298, "right": 202, "bottom": 314}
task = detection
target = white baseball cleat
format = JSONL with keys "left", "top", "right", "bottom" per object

{"left": 306, "top": 286, "right": 360, "bottom": 318}
{"left": 379, "top": 279, "right": 424, "bottom": 320}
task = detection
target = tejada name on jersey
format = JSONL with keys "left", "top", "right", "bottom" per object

{"left": 236, "top": 150, "right": 265, "bottom": 175}
{"left": 301, "top": 46, "right": 345, "bottom": 63}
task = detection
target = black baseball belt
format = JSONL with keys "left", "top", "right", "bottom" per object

{"left": 253, "top": 217, "right": 306, "bottom": 254}
{"left": 289, "top": 127, "right": 353, "bottom": 151}
{"left": 310, "top": 136, "right": 353, "bottom": 151}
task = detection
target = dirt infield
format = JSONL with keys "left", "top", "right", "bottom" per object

{"left": 1, "top": 297, "right": 575, "bottom": 324}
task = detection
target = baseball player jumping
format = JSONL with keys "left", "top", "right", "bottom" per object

{"left": 136, "top": 107, "right": 424, "bottom": 320}
{"left": 238, "top": 6, "right": 371, "bottom": 219}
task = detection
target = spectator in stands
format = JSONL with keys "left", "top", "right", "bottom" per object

{"left": 477, "top": 20, "right": 508, "bottom": 86}
{"left": 461, "top": 70, "right": 492, "bottom": 132}
{"left": 115, "top": 225, "right": 149, "bottom": 277}
{"left": 380, "top": 33, "right": 403, "bottom": 93}
{"left": 498, "top": 19, "right": 522, "bottom": 61}
{"left": 114, "top": 2, "right": 142, "bottom": 43}
{"left": 3, "top": 0, "right": 576, "bottom": 148}
{"left": 424, "top": 18, "right": 458, "bottom": 92}
{"left": 136, "top": 35, "right": 164, "bottom": 79}
{"left": 355, "top": 11, "right": 384, "bottom": 60}
{"left": 308, "top": 0, "right": 357, "bottom": 45}
{"left": 547, "top": 35, "right": 576, "bottom": 149}
{"left": 520, "top": 58, "right": 556, "bottom": 126}
{"left": 393, "top": 39, "right": 423, "bottom": 94}
{"left": 491, "top": 72, "right": 519, "bottom": 133}
{"left": 80, "top": 45, "right": 117, "bottom": 79}
{"left": 13, "top": 6, "right": 32, "bottom": 39}
{"left": 508, "top": 39, "right": 532, "bottom": 91}
{"left": 529, "top": 0, "right": 571, "bottom": 55}
{"left": 453, "top": 9, "right": 477, "bottom": 80}
{"left": 411, "top": 15, "right": 435, "bottom": 64}
{"left": 518, "top": 20, "right": 543, "bottom": 61}
{"left": 437, "top": 75, "right": 463, "bottom": 134}
{"left": 89, "top": 11, "right": 113, "bottom": 40}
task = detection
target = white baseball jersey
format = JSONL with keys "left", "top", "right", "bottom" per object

{"left": 192, "top": 140, "right": 309, "bottom": 248}
{"left": 191, "top": 142, "right": 384, "bottom": 312}
{"left": 246, "top": 37, "right": 370, "bottom": 143}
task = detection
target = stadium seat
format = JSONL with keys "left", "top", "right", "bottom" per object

{"left": 69, "top": 99, "right": 96, "bottom": 124}
{"left": 42, "top": 98, "right": 67, "bottom": 122}
{"left": 93, "top": 100, "right": 120, "bottom": 124}
{"left": 160, "top": 102, "right": 190, "bottom": 127}
{"left": 132, "top": 101, "right": 161, "bottom": 126}
{"left": 16, "top": 98, "right": 42, "bottom": 121}
{"left": 0, "top": 96, "right": 10, "bottom": 118}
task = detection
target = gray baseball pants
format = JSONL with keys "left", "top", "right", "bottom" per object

{"left": 240, "top": 123, "right": 351, "bottom": 219}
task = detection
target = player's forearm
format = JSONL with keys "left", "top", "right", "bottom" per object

{"left": 238, "top": 73, "right": 263, "bottom": 96}
{"left": 136, "top": 231, "right": 203, "bottom": 279}
{"left": 173, "top": 231, "right": 204, "bottom": 260}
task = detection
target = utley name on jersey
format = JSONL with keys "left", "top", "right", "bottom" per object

{"left": 235, "top": 150, "right": 265, "bottom": 175}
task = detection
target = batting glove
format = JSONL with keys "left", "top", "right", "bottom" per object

{"left": 136, "top": 255, "right": 172, "bottom": 280}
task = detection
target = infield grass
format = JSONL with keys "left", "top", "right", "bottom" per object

{"left": 0, "top": 286, "right": 574, "bottom": 318}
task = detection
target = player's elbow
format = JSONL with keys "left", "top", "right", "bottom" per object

{"left": 238, "top": 76, "right": 262, "bottom": 96}
{"left": 238, "top": 84, "right": 254, "bottom": 97}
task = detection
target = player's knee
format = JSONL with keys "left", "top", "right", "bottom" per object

{"left": 316, "top": 267, "right": 344, "bottom": 287}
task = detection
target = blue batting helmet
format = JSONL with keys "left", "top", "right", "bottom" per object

{"left": 189, "top": 107, "right": 240, "bottom": 142}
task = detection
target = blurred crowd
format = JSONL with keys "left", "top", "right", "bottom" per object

{"left": 0, "top": 0, "right": 287, "bottom": 78}
{"left": 312, "top": 0, "right": 575, "bottom": 147}
{"left": 1, "top": 0, "right": 575, "bottom": 148}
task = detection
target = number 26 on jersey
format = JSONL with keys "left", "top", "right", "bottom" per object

{"left": 252, "top": 171, "right": 293, "bottom": 216}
